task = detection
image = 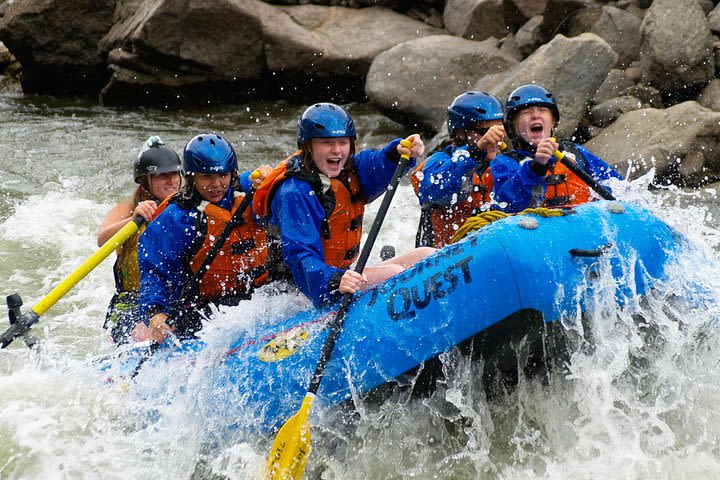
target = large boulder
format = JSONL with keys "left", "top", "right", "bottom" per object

{"left": 366, "top": 35, "right": 517, "bottom": 134}
{"left": 639, "top": 0, "right": 714, "bottom": 97}
{"left": 264, "top": 5, "right": 442, "bottom": 74}
{"left": 0, "top": 0, "right": 116, "bottom": 95}
{"left": 589, "top": 6, "right": 641, "bottom": 68}
{"left": 514, "top": 14, "right": 544, "bottom": 58}
{"left": 443, "top": 0, "right": 508, "bottom": 41}
{"left": 475, "top": 33, "right": 617, "bottom": 139}
{"left": 586, "top": 101, "right": 720, "bottom": 185}
{"left": 100, "top": 0, "right": 268, "bottom": 105}
{"left": 537, "top": 0, "right": 600, "bottom": 44}
{"left": 588, "top": 95, "right": 645, "bottom": 128}
{"left": 100, "top": 1, "right": 443, "bottom": 105}
{"left": 592, "top": 68, "right": 635, "bottom": 105}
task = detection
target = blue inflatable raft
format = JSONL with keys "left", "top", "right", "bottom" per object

{"left": 103, "top": 201, "right": 680, "bottom": 432}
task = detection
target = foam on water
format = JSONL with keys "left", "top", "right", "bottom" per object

{"left": 3, "top": 94, "right": 720, "bottom": 479}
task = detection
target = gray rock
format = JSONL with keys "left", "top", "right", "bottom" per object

{"left": 0, "top": 0, "right": 116, "bottom": 95}
{"left": 709, "top": 3, "right": 720, "bottom": 34}
{"left": 499, "top": 34, "right": 525, "bottom": 61}
{"left": 640, "top": 0, "right": 714, "bottom": 95}
{"left": 366, "top": 35, "right": 517, "bottom": 133}
{"left": 0, "top": 40, "right": 14, "bottom": 66}
{"left": 266, "top": 4, "right": 442, "bottom": 76}
{"left": 444, "top": 0, "right": 509, "bottom": 41}
{"left": 0, "top": 0, "right": 12, "bottom": 17}
{"left": 621, "top": 3, "right": 646, "bottom": 21}
{"left": 624, "top": 60, "right": 641, "bottom": 82}
{"left": 407, "top": 7, "right": 444, "bottom": 28}
{"left": 697, "top": 0, "right": 714, "bottom": 15}
{"left": 503, "top": 0, "right": 548, "bottom": 33}
{"left": 100, "top": 0, "right": 268, "bottom": 105}
{"left": 476, "top": 33, "right": 617, "bottom": 139}
{"left": 697, "top": 78, "right": 720, "bottom": 110}
{"left": 100, "top": 1, "right": 443, "bottom": 105}
{"left": 586, "top": 101, "right": 720, "bottom": 183}
{"left": 620, "top": 83, "right": 663, "bottom": 108}
{"left": 537, "top": 0, "right": 600, "bottom": 44}
{"left": 590, "top": 6, "right": 642, "bottom": 68}
{"left": 105, "top": 0, "right": 266, "bottom": 79}
{"left": 592, "top": 68, "right": 635, "bottom": 105}
{"left": 564, "top": 6, "right": 602, "bottom": 37}
{"left": 588, "top": 95, "right": 644, "bottom": 127}
{"left": 514, "top": 15, "right": 544, "bottom": 58}
{"left": 507, "top": 0, "right": 547, "bottom": 19}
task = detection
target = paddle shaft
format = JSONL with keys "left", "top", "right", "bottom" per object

{"left": 1, "top": 215, "right": 146, "bottom": 348}
{"left": 552, "top": 148, "right": 615, "bottom": 201}
{"left": 307, "top": 153, "right": 412, "bottom": 396}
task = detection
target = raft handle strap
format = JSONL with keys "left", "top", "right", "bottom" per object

{"left": 569, "top": 243, "right": 612, "bottom": 258}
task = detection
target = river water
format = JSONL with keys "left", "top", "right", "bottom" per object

{"left": 1, "top": 90, "right": 720, "bottom": 479}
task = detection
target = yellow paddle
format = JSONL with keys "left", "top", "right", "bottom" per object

{"left": 266, "top": 138, "right": 415, "bottom": 480}
{"left": 1, "top": 216, "right": 146, "bottom": 348}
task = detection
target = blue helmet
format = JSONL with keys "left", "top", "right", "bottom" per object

{"left": 297, "top": 103, "right": 356, "bottom": 147}
{"left": 504, "top": 84, "right": 560, "bottom": 126}
{"left": 447, "top": 91, "right": 504, "bottom": 137}
{"left": 182, "top": 134, "right": 237, "bottom": 175}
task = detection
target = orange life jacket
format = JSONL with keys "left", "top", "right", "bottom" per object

{"left": 542, "top": 152, "right": 591, "bottom": 207}
{"left": 506, "top": 141, "right": 591, "bottom": 208}
{"left": 411, "top": 159, "right": 493, "bottom": 248}
{"left": 155, "top": 191, "right": 269, "bottom": 302}
{"left": 254, "top": 153, "right": 366, "bottom": 269}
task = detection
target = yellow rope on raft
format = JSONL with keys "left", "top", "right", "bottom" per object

{"left": 449, "top": 207, "right": 565, "bottom": 244}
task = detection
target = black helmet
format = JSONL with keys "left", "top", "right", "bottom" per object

{"left": 133, "top": 136, "right": 182, "bottom": 184}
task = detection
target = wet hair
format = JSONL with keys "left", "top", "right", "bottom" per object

{"left": 132, "top": 177, "right": 154, "bottom": 207}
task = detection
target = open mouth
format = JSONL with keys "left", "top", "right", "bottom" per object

{"left": 530, "top": 124, "right": 544, "bottom": 134}
{"left": 327, "top": 159, "right": 342, "bottom": 166}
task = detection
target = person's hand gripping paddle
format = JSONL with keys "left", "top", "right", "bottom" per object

{"left": 265, "top": 137, "right": 416, "bottom": 480}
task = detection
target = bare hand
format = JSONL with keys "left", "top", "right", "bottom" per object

{"left": 476, "top": 124, "right": 506, "bottom": 155}
{"left": 339, "top": 270, "right": 367, "bottom": 295}
{"left": 133, "top": 200, "right": 157, "bottom": 222}
{"left": 397, "top": 134, "right": 425, "bottom": 159}
{"left": 534, "top": 137, "right": 558, "bottom": 166}
{"left": 148, "top": 312, "right": 175, "bottom": 344}
{"left": 253, "top": 164, "right": 272, "bottom": 185}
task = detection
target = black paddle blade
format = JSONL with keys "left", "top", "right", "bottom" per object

{"left": 1, "top": 294, "right": 39, "bottom": 348}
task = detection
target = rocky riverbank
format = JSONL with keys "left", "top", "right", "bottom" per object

{"left": 1, "top": 0, "right": 719, "bottom": 184}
